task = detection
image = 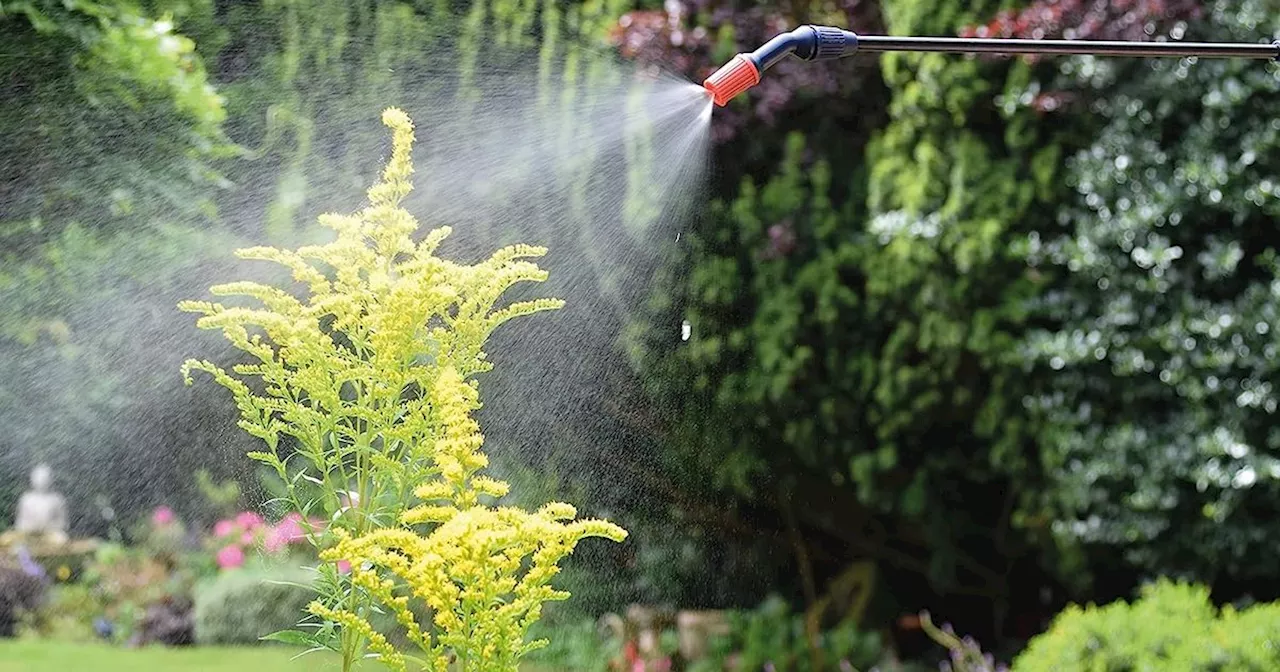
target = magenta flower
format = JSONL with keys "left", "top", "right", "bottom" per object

{"left": 263, "top": 529, "right": 286, "bottom": 554}
{"left": 213, "top": 519, "right": 235, "bottom": 538}
{"left": 275, "top": 515, "right": 306, "bottom": 543}
{"left": 235, "top": 511, "right": 264, "bottom": 529}
{"left": 151, "top": 506, "right": 176, "bottom": 526}
{"left": 216, "top": 544, "right": 245, "bottom": 570}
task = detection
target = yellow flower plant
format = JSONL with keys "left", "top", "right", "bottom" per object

{"left": 180, "top": 108, "right": 626, "bottom": 672}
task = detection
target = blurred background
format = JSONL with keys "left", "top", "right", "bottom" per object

{"left": 3, "top": 0, "right": 1280, "bottom": 670}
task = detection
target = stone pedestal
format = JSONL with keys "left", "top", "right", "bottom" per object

{"left": 676, "top": 610, "right": 731, "bottom": 662}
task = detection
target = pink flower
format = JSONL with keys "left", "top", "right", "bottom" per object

{"left": 235, "top": 511, "right": 264, "bottom": 529}
{"left": 213, "top": 519, "right": 235, "bottom": 538}
{"left": 274, "top": 516, "right": 305, "bottom": 543}
{"left": 336, "top": 560, "right": 351, "bottom": 575}
{"left": 151, "top": 506, "right": 176, "bottom": 526}
{"left": 216, "top": 544, "right": 245, "bottom": 570}
{"left": 263, "top": 527, "right": 288, "bottom": 554}
{"left": 240, "top": 531, "right": 256, "bottom": 545}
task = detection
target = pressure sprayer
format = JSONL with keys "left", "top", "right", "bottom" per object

{"left": 703, "top": 25, "right": 1280, "bottom": 107}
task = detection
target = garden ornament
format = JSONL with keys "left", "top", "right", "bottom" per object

{"left": 11, "top": 464, "right": 68, "bottom": 545}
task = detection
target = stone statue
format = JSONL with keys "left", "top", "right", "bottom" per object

{"left": 12, "top": 464, "right": 68, "bottom": 545}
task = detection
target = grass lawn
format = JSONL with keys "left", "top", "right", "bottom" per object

{"left": 0, "top": 640, "right": 339, "bottom": 671}
{"left": 0, "top": 640, "right": 565, "bottom": 671}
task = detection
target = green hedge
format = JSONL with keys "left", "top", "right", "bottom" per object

{"left": 1015, "top": 579, "right": 1280, "bottom": 671}
{"left": 193, "top": 564, "right": 315, "bottom": 646}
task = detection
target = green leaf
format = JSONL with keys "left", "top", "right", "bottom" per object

{"left": 263, "top": 578, "right": 315, "bottom": 591}
{"left": 260, "top": 629, "right": 317, "bottom": 647}
{"left": 291, "top": 647, "right": 333, "bottom": 660}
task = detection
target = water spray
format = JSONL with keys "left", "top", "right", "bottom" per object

{"left": 703, "top": 25, "right": 1280, "bottom": 107}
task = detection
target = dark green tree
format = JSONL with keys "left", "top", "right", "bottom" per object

{"left": 1022, "top": 0, "right": 1280, "bottom": 597}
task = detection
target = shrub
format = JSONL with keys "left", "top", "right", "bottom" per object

{"left": 130, "top": 595, "right": 195, "bottom": 647}
{"left": 18, "top": 583, "right": 100, "bottom": 643}
{"left": 689, "top": 596, "right": 883, "bottom": 672}
{"left": 1014, "top": 579, "right": 1280, "bottom": 671}
{"left": 83, "top": 540, "right": 192, "bottom": 645}
{"left": 0, "top": 566, "right": 45, "bottom": 638}
{"left": 524, "top": 617, "right": 620, "bottom": 672}
{"left": 193, "top": 564, "right": 315, "bottom": 646}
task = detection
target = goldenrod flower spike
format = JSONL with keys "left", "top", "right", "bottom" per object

{"left": 181, "top": 108, "right": 626, "bottom": 672}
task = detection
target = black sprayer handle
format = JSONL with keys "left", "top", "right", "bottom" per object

{"left": 808, "top": 25, "right": 859, "bottom": 61}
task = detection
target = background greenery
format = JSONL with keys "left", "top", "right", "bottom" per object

{"left": 4, "top": 0, "right": 1280, "bottom": 661}
{"left": 0, "top": 640, "right": 332, "bottom": 672}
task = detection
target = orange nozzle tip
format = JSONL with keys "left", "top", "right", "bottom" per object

{"left": 703, "top": 54, "right": 760, "bottom": 107}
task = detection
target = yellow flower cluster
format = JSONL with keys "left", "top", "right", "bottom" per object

{"left": 180, "top": 108, "right": 626, "bottom": 672}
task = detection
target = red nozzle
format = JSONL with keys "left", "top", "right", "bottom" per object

{"left": 703, "top": 54, "right": 760, "bottom": 107}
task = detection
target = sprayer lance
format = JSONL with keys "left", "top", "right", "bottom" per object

{"left": 703, "top": 25, "right": 1280, "bottom": 106}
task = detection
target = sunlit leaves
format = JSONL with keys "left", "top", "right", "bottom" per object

{"left": 0, "top": 0, "right": 229, "bottom": 237}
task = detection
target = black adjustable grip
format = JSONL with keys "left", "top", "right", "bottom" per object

{"left": 809, "top": 25, "right": 858, "bottom": 61}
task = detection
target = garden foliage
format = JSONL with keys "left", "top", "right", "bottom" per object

{"left": 690, "top": 596, "right": 883, "bottom": 672}
{"left": 0, "top": 0, "right": 245, "bottom": 531}
{"left": 623, "top": 0, "right": 1280, "bottom": 631}
{"left": 0, "top": 0, "right": 227, "bottom": 238}
{"left": 10, "top": 0, "right": 1280, "bottom": 655}
{"left": 625, "top": 0, "right": 1074, "bottom": 621}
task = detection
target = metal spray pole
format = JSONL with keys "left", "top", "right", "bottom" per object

{"left": 703, "top": 26, "right": 1280, "bottom": 106}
